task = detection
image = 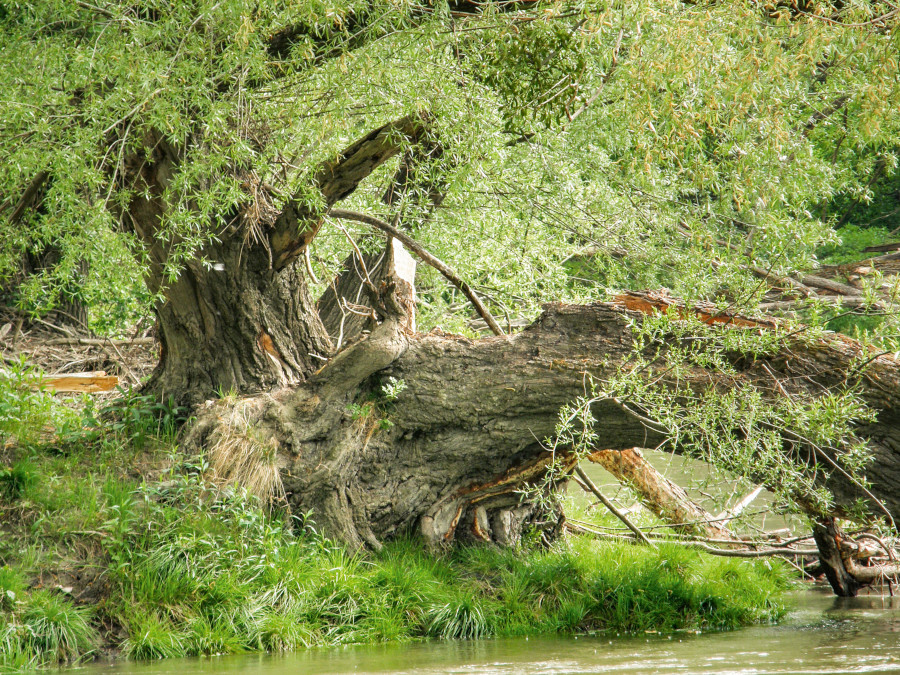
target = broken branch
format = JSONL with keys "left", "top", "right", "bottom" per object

{"left": 327, "top": 208, "right": 505, "bottom": 336}
{"left": 574, "top": 465, "right": 656, "bottom": 547}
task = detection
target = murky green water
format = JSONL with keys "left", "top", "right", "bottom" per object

{"left": 73, "top": 588, "right": 900, "bottom": 675}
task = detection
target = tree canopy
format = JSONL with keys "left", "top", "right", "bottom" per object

{"left": 3, "top": 0, "right": 898, "bottom": 333}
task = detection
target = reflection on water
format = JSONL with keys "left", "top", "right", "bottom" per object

{"left": 76, "top": 588, "right": 900, "bottom": 675}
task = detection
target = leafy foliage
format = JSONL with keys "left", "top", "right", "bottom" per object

{"left": 0, "top": 358, "right": 76, "bottom": 448}
{"left": 1, "top": 0, "right": 897, "bottom": 333}
{"left": 533, "top": 309, "right": 879, "bottom": 518}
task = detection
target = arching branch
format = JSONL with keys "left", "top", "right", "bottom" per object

{"left": 268, "top": 114, "right": 431, "bottom": 269}
{"left": 327, "top": 208, "right": 505, "bottom": 336}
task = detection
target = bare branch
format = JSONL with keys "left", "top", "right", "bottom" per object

{"left": 327, "top": 208, "right": 506, "bottom": 336}
{"left": 573, "top": 465, "right": 656, "bottom": 547}
{"left": 7, "top": 171, "right": 49, "bottom": 224}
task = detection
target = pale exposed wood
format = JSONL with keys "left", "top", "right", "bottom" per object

{"left": 37, "top": 371, "right": 119, "bottom": 393}
{"left": 587, "top": 448, "right": 735, "bottom": 539}
{"left": 716, "top": 486, "right": 764, "bottom": 527}
{"left": 328, "top": 208, "right": 506, "bottom": 336}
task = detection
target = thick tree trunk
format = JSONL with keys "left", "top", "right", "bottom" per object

{"left": 149, "top": 237, "right": 332, "bottom": 402}
{"left": 116, "top": 116, "right": 427, "bottom": 403}
{"left": 184, "top": 298, "right": 900, "bottom": 554}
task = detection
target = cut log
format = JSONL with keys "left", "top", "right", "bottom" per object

{"left": 37, "top": 371, "right": 119, "bottom": 393}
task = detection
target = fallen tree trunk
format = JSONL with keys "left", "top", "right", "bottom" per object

{"left": 185, "top": 296, "right": 900, "bottom": 556}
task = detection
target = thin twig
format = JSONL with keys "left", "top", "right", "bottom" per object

{"left": 304, "top": 247, "right": 320, "bottom": 285}
{"left": 574, "top": 466, "right": 656, "bottom": 547}
{"left": 42, "top": 337, "right": 156, "bottom": 346}
{"left": 566, "top": 521, "right": 819, "bottom": 557}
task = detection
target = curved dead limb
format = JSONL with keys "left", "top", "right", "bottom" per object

{"left": 327, "top": 208, "right": 505, "bottom": 336}
{"left": 586, "top": 448, "right": 736, "bottom": 540}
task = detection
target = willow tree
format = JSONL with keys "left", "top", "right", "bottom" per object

{"left": 3, "top": 1, "right": 900, "bottom": 590}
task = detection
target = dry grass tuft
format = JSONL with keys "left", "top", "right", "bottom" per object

{"left": 206, "top": 403, "right": 285, "bottom": 509}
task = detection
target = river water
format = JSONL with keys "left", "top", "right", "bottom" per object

{"left": 77, "top": 588, "right": 899, "bottom": 675}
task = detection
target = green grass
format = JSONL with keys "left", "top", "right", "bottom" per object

{"left": 95, "top": 480, "right": 789, "bottom": 659}
{"left": 0, "top": 587, "right": 96, "bottom": 671}
{"left": 0, "top": 373, "right": 794, "bottom": 670}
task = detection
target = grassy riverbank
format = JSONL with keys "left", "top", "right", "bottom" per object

{"left": 0, "top": 372, "right": 792, "bottom": 671}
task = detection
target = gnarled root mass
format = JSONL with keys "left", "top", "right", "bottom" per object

{"left": 812, "top": 518, "right": 900, "bottom": 596}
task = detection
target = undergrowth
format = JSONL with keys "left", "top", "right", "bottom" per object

{"left": 0, "top": 369, "right": 792, "bottom": 671}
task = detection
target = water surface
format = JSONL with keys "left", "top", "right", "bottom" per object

{"left": 76, "top": 588, "right": 900, "bottom": 675}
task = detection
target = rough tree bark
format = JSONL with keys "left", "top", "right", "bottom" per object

{"left": 182, "top": 296, "right": 900, "bottom": 559}
{"left": 812, "top": 518, "right": 863, "bottom": 597}
{"left": 115, "top": 116, "right": 428, "bottom": 402}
